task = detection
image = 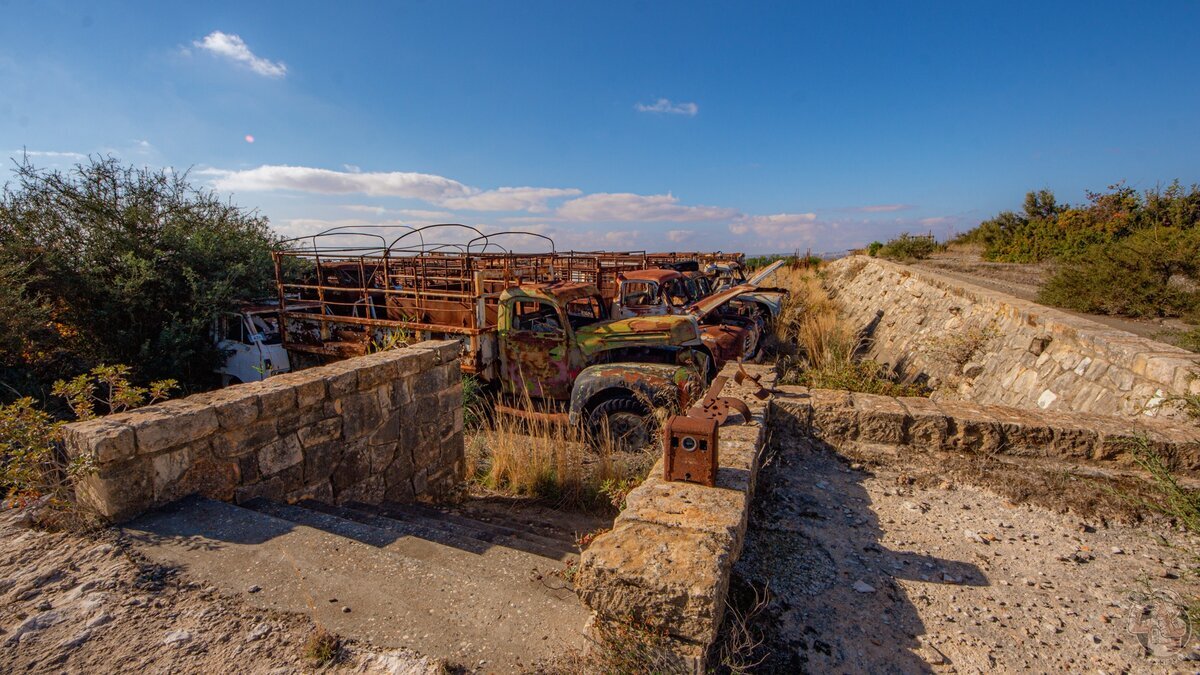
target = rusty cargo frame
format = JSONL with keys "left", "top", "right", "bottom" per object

{"left": 270, "top": 224, "right": 745, "bottom": 372}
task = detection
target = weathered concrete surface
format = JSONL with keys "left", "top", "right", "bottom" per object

{"left": 574, "top": 363, "right": 775, "bottom": 656}
{"left": 825, "top": 256, "right": 1200, "bottom": 419}
{"left": 61, "top": 341, "right": 465, "bottom": 522}
{"left": 123, "top": 496, "right": 587, "bottom": 671}
{"left": 771, "top": 385, "right": 1200, "bottom": 476}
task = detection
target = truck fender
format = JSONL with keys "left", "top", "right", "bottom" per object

{"left": 567, "top": 362, "right": 697, "bottom": 428}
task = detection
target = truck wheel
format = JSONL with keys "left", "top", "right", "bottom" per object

{"left": 588, "top": 396, "right": 653, "bottom": 453}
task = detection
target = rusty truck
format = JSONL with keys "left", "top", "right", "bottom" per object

{"left": 270, "top": 225, "right": 724, "bottom": 449}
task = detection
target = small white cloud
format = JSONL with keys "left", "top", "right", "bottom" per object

{"left": 342, "top": 205, "right": 455, "bottom": 220}
{"left": 634, "top": 98, "right": 699, "bottom": 116}
{"left": 343, "top": 164, "right": 361, "bottom": 173}
{"left": 193, "top": 31, "right": 287, "bottom": 78}
{"left": 441, "top": 186, "right": 582, "bottom": 213}
{"left": 666, "top": 229, "right": 694, "bottom": 243}
{"left": 13, "top": 150, "right": 87, "bottom": 161}
{"left": 854, "top": 204, "right": 915, "bottom": 213}
{"left": 558, "top": 193, "right": 735, "bottom": 222}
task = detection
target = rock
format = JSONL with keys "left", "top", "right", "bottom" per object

{"left": 35, "top": 600, "right": 52, "bottom": 611}
{"left": 247, "top": 584, "right": 262, "bottom": 593}
{"left": 342, "top": 606, "right": 352, "bottom": 613}
{"left": 4, "top": 610, "right": 63, "bottom": 644}
{"left": 852, "top": 580, "right": 875, "bottom": 593}
{"left": 164, "top": 629, "right": 193, "bottom": 646}
{"left": 1110, "top": 547, "right": 1124, "bottom": 555}
{"left": 58, "top": 629, "right": 92, "bottom": 649}
{"left": 902, "top": 501, "right": 930, "bottom": 513}
{"left": 246, "top": 623, "right": 271, "bottom": 641}
{"left": 85, "top": 611, "right": 113, "bottom": 628}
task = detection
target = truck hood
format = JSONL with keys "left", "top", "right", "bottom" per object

{"left": 686, "top": 284, "right": 759, "bottom": 320}
{"left": 747, "top": 259, "right": 787, "bottom": 286}
{"left": 575, "top": 314, "right": 701, "bottom": 357}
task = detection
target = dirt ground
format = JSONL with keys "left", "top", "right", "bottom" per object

{"left": 0, "top": 508, "right": 443, "bottom": 674}
{"left": 912, "top": 247, "right": 1196, "bottom": 349}
{"left": 731, "top": 437, "right": 1200, "bottom": 673}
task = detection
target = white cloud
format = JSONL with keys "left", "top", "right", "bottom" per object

{"left": 343, "top": 164, "right": 361, "bottom": 173}
{"left": 204, "top": 165, "right": 474, "bottom": 202}
{"left": 918, "top": 216, "right": 955, "bottom": 226}
{"left": 12, "top": 150, "right": 86, "bottom": 161}
{"left": 557, "top": 193, "right": 736, "bottom": 222}
{"left": 441, "top": 186, "right": 582, "bottom": 213}
{"left": 666, "top": 229, "right": 694, "bottom": 243}
{"left": 853, "top": 204, "right": 915, "bottom": 213}
{"left": 341, "top": 205, "right": 455, "bottom": 220}
{"left": 728, "top": 213, "right": 820, "bottom": 248}
{"left": 635, "top": 98, "right": 699, "bottom": 116}
{"left": 193, "top": 31, "right": 287, "bottom": 78}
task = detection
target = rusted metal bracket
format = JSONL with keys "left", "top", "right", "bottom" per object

{"left": 686, "top": 375, "right": 752, "bottom": 424}
{"left": 734, "top": 363, "right": 776, "bottom": 400}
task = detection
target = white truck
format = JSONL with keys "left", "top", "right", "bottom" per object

{"left": 212, "top": 301, "right": 322, "bottom": 386}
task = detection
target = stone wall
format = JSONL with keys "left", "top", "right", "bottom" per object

{"left": 771, "top": 386, "right": 1200, "bottom": 477}
{"left": 825, "top": 256, "right": 1200, "bottom": 419}
{"left": 575, "top": 364, "right": 776, "bottom": 660}
{"left": 61, "top": 341, "right": 465, "bottom": 522}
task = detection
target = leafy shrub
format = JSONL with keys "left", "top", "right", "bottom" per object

{"left": 0, "top": 156, "right": 284, "bottom": 396}
{"left": 1, "top": 364, "right": 173, "bottom": 527}
{"left": 866, "top": 241, "right": 883, "bottom": 257}
{"left": 876, "top": 233, "right": 941, "bottom": 261}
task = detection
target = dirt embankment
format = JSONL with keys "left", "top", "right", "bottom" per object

{"left": 0, "top": 509, "right": 441, "bottom": 674}
{"left": 731, "top": 438, "right": 1200, "bottom": 672}
{"left": 912, "top": 248, "right": 1195, "bottom": 347}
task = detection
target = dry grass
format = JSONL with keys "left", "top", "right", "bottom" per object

{"left": 769, "top": 265, "right": 929, "bottom": 397}
{"left": 302, "top": 626, "right": 342, "bottom": 666}
{"left": 464, "top": 395, "right": 660, "bottom": 512}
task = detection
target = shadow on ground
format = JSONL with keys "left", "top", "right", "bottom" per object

{"left": 722, "top": 436, "right": 987, "bottom": 672}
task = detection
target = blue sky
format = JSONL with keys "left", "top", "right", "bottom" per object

{"left": 3, "top": 1, "right": 1199, "bottom": 253}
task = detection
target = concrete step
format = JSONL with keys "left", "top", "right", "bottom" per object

{"left": 454, "top": 498, "right": 605, "bottom": 545}
{"left": 122, "top": 496, "right": 588, "bottom": 671}
{"left": 367, "top": 500, "right": 579, "bottom": 561}
{"left": 300, "top": 500, "right": 578, "bottom": 564}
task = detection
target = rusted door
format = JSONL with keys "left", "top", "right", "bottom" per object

{"left": 499, "top": 297, "right": 573, "bottom": 400}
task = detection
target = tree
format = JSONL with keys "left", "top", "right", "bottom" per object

{"left": 0, "top": 155, "right": 283, "bottom": 396}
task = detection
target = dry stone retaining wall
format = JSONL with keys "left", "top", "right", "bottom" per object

{"left": 62, "top": 340, "right": 465, "bottom": 522}
{"left": 825, "top": 256, "right": 1200, "bottom": 419}
{"left": 770, "top": 386, "right": 1200, "bottom": 476}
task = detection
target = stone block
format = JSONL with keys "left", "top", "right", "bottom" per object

{"left": 898, "top": 397, "right": 949, "bottom": 449}
{"left": 325, "top": 363, "right": 360, "bottom": 398}
{"left": 302, "top": 440, "right": 343, "bottom": 484}
{"left": 409, "top": 339, "right": 463, "bottom": 365}
{"left": 340, "top": 391, "right": 384, "bottom": 440}
{"left": 297, "top": 418, "right": 342, "bottom": 448}
{"left": 255, "top": 381, "right": 298, "bottom": 417}
{"left": 209, "top": 419, "right": 278, "bottom": 459}
{"left": 576, "top": 519, "right": 735, "bottom": 647}
{"left": 330, "top": 446, "right": 369, "bottom": 494}
{"left": 257, "top": 433, "right": 303, "bottom": 477}
{"left": 61, "top": 417, "right": 136, "bottom": 464}
{"left": 158, "top": 454, "right": 240, "bottom": 504}
{"left": 74, "top": 458, "right": 152, "bottom": 522}
{"left": 852, "top": 394, "right": 907, "bottom": 444}
{"left": 128, "top": 401, "right": 218, "bottom": 456}
{"left": 187, "top": 388, "right": 260, "bottom": 429}
{"left": 369, "top": 411, "right": 401, "bottom": 446}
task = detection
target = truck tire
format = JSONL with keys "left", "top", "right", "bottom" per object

{"left": 587, "top": 395, "right": 653, "bottom": 453}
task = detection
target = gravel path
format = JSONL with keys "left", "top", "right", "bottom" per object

{"left": 0, "top": 509, "right": 441, "bottom": 674}
{"left": 731, "top": 437, "right": 1200, "bottom": 673}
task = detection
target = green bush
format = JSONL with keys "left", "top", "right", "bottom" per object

{"left": 876, "top": 233, "right": 941, "bottom": 261}
{"left": 866, "top": 241, "right": 883, "bottom": 257}
{"left": 0, "top": 156, "right": 284, "bottom": 396}
{"left": 958, "top": 183, "right": 1200, "bottom": 342}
